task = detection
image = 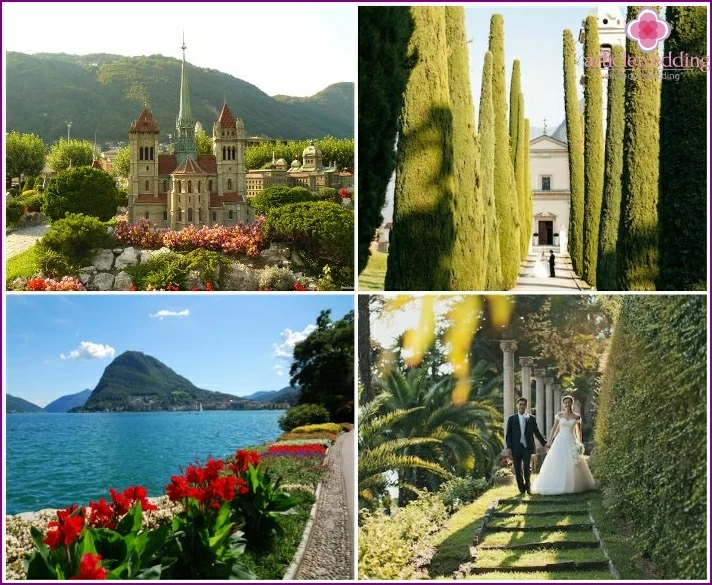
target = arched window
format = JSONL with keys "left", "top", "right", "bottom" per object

{"left": 177, "top": 207, "right": 182, "bottom": 221}
{"left": 188, "top": 208, "right": 193, "bottom": 222}
{"left": 145, "top": 180, "right": 149, "bottom": 191}
{"left": 144, "top": 211, "right": 149, "bottom": 219}
{"left": 209, "top": 180, "right": 213, "bottom": 192}
{"left": 222, "top": 146, "right": 226, "bottom": 160}
{"left": 197, "top": 181, "right": 201, "bottom": 193}
{"left": 227, "top": 178, "right": 232, "bottom": 191}
{"left": 139, "top": 146, "right": 144, "bottom": 161}
{"left": 198, "top": 208, "right": 202, "bottom": 222}
{"left": 177, "top": 180, "right": 181, "bottom": 193}
{"left": 163, "top": 211, "right": 168, "bottom": 221}
{"left": 163, "top": 179, "right": 168, "bottom": 192}
{"left": 231, "top": 146, "right": 236, "bottom": 160}
{"left": 149, "top": 147, "right": 154, "bottom": 160}
{"left": 229, "top": 210, "right": 233, "bottom": 219}
{"left": 188, "top": 180, "right": 192, "bottom": 193}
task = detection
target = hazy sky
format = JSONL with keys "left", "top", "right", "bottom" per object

{"left": 1, "top": 2, "right": 356, "bottom": 97}
{"left": 5, "top": 294, "right": 354, "bottom": 406}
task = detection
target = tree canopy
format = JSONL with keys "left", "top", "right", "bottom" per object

{"left": 42, "top": 166, "right": 119, "bottom": 221}
{"left": 47, "top": 138, "right": 94, "bottom": 172}
{"left": 112, "top": 145, "right": 130, "bottom": 177}
{"left": 6, "top": 131, "right": 45, "bottom": 184}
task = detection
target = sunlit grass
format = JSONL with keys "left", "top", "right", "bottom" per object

{"left": 498, "top": 502, "right": 587, "bottom": 514}
{"left": 358, "top": 250, "right": 387, "bottom": 290}
{"left": 5, "top": 244, "right": 39, "bottom": 283}
{"left": 480, "top": 529, "right": 598, "bottom": 547}
{"left": 488, "top": 513, "right": 590, "bottom": 529}
{"left": 464, "top": 569, "right": 613, "bottom": 580}
{"left": 474, "top": 546, "right": 607, "bottom": 568}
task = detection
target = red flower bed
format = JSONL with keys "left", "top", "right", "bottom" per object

{"left": 265, "top": 443, "right": 326, "bottom": 457}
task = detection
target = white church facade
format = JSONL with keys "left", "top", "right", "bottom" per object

{"left": 528, "top": 6, "right": 626, "bottom": 254}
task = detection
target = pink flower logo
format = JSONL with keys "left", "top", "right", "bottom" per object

{"left": 625, "top": 9, "right": 671, "bottom": 53}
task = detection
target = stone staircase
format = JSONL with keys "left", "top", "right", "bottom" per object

{"left": 466, "top": 493, "right": 616, "bottom": 579}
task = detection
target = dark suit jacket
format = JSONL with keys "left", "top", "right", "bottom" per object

{"left": 506, "top": 413, "right": 547, "bottom": 454}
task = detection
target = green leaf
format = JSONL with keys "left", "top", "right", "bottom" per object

{"left": 80, "top": 528, "right": 98, "bottom": 556}
{"left": 116, "top": 502, "right": 143, "bottom": 535}
{"left": 135, "top": 564, "right": 164, "bottom": 580}
{"left": 29, "top": 525, "right": 49, "bottom": 556}
{"left": 24, "top": 551, "right": 55, "bottom": 579}
{"left": 208, "top": 521, "right": 234, "bottom": 553}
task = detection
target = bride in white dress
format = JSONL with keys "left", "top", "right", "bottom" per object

{"left": 531, "top": 395, "right": 595, "bottom": 495}
{"left": 531, "top": 251, "right": 548, "bottom": 278}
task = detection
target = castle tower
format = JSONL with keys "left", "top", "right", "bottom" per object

{"left": 212, "top": 102, "right": 246, "bottom": 196}
{"left": 127, "top": 107, "right": 160, "bottom": 222}
{"left": 175, "top": 35, "right": 197, "bottom": 166}
{"left": 301, "top": 140, "right": 323, "bottom": 171}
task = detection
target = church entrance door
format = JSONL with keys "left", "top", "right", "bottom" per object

{"left": 538, "top": 220, "right": 553, "bottom": 245}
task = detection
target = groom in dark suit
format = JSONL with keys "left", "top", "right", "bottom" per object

{"left": 506, "top": 397, "right": 548, "bottom": 495}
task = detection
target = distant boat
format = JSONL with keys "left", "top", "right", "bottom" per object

{"left": 199, "top": 402, "right": 203, "bottom": 412}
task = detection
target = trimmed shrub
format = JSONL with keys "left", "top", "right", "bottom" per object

{"left": 278, "top": 404, "right": 331, "bottom": 432}
{"left": 250, "top": 186, "right": 317, "bottom": 215}
{"left": 5, "top": 199, "right": 25, "bottom": 224}
{"left": 316, "top": 187, "right": 341, "bottom": 204}
{"left": 23, "top": 176, "right": 35, "bottom": 191}
{"left": 594, "top": 296, "right": 705, "bottom": 579}
{"left": 42, "top": 166, "right": 118, "bottom": 221}
{"left": 258, "top": 265, "right": 297, "bottom": 291}
{"left": 38, "top": 213, "right": 110, "bottom": 265}
{"left": 290, "top": 423, "right": 343, "bottom": 434}
{"left": 116, "top": 190, "right": 129, "bottom": 207}
{"left": 438, "top": 476, "right": 489, "bottom": 512}
{"left": 265, "top": 200, "right": 353, "bottom": 269}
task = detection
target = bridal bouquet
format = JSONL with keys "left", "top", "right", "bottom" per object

{"left": 572, "top": 442, "right": 585, "bottom": 463}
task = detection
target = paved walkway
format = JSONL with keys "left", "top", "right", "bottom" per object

{"left": 5, "top": 224, "right": 49, "bottom": 258}
{"left": 294, "top": 430, "right": 354, "bottom": 580}
{"left": 514, "top": 251, "right": 592, "bottom": 292}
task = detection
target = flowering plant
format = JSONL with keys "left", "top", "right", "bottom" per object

{"left": 26, "top": 276, "right": 85, "bottom": 291}
{"left": 265, "top": 443, "right": 327, "bottom": 457}
{"left": 572, "top": 442, "right": 585, "bottom": 464}
{"left": 498, "top": 456, "right": 513, "bottom": 468}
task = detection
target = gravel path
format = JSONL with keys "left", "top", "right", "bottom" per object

{"left": 293, "top": 430, "right": 354, "bottom": 580}
{"left": 5, "top": 223, "right": 49, "bottom": 259}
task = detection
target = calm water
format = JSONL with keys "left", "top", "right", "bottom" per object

{"left": 5, "top": 410, "right": 284, "bottom": 515}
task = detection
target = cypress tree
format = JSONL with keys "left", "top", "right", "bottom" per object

{"left": 657, "top": 6, "right": 707, "bottom": 290}
{"left": 515, "top": 92, "right": 529, "bottom": 258}
{"left": 523, "top": 118, "right": 533, "bottom": 259}
{"left": 358, "top": 7, "right": 414, "bottom": 275}
{"left": 508, "top": 60, "right": 521, "bottom": 164}
{"left": 581, "top": 16, "right": 604, "bottom": 286}
{"left": 385, "top": 7, "right": 455, "bottom": 290}
{"left": 444, "top": 6, "right": 485, "bottom": 290}
{"left": 489, "top": 14, "right": 520, "bottom": 289}
{"left": 596, "top": 45, "right": 625, "bottom": 290}
{"left": 479, "top": 51, "right": 503, "bottom": 290}
{"left": 563, "top": 29, "right": 585, "bottom": 274}
{"left": 618, "top": 6, "right": 662, "bottom": 290}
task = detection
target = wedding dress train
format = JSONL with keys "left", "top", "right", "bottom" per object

{"left": 531, "top": 414, "right": 595, "bottom": 495}
{"left": 531, "top": 259, "right": 548, "bottom": 278}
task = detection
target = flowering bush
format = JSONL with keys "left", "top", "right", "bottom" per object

{"left": 338, "top": 187, "right": 351, "bottom": 199}
{"left": 273, "top": 438, "right": 333, "bottom": 447}
{"left": 113, "top": 217, "right": 266, "bottom": 257}
{"left": 25, "top": 276, "right": 85, "bottom": 291}
{"left": 277, "top": 431, "right": 338, "bottom": 442}
{"left": 290, "top": 422, "right": 343, "bottom": 434}
{"left": 265, "top": 443, "right": 327, "bottom": 457}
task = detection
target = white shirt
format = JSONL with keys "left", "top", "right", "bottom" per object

{"left": 518, "top": 413, "right": 528, "bottom": 447}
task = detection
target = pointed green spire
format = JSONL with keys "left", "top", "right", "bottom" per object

{"left": 175, "top": 33, "right": 197, "bottom": 165}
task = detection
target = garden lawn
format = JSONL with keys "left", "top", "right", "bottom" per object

{"left": 5, "top": 244, "right": 39, "bottom": 283}
{"left": 473, "top": 546, "right": 607, "bottom": 568}
{"left": 487, "top": 512, "right": 590, "bottom": 529}
{"left": 480, "top": 529, "right": 598, "bottom": 547}
{"left": 358, "top": 250, "right": 387, "bottom": 290}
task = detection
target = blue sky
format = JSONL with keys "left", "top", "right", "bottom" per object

{"left": 4, "top": 294, "right": 354, "bottom": 407}
{"left": 1, "top": 3, "right": 356, "bottom": 97}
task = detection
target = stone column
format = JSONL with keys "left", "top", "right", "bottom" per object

{"left": 500, "top": 340, "right": 518, "bottom": 436}
{"left": 534, "top": 368, "right": 547, "bottom": 432}
{"left": 519, "top": 357, "right": 534, "bottom": 410}
{"left": 545, "top": 376, "right": 555, "bottom": 435}
{"left": 553, "top": 384, "right": 563, "bottom": 418}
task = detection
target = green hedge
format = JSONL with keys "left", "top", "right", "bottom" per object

{"left": 278, "top": 404, "right": 330, "bottom": 432}
{"left": 594, "top": 296, "right": 706, "bottom": 579}
{"left": 250, "top": 186, "right": 317, "bottom": 215}
{"left": 265, "top": 201, "right": 353, "bottom": 270}
{"left": 42, "top": 166, "right": 118, "bottom": 222}
{"left": 38, "top": 213, "right": 110, "bottom": 265}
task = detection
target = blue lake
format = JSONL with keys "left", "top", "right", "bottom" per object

{"left": 4, "top": 410, "right": 285, "bottom": 515}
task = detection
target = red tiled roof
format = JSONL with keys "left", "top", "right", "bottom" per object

{"left": 135, "top": 193, "right": 168, "bottom": 204}
{"left": 210, "top": 191, "right": 244, "bottom": 206}
{"left": 172, "top": 156, "right": 207, "bottom": 176}
{"left": 158, "top": 155, "right": 177, "bottom": 174}
{"left": 218, "top": 103, "right": 236, "bottom": 128}
{"left": 197, "top": 155, "right": 217, "bottom": 174}
{"left": 129, "top": 107, "right": 160, "bottom": 133}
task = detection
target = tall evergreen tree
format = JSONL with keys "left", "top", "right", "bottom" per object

{"left": 657, "top": 6, "right": 707, "bottom": 290}
{"left": 489, "top": 14, "right": 520, "bottom": 289}
{"left": 479, "top": 52, "right": 503, "bottom": 290}
{"left": 444, "top": 6, "right": 485, "bottom": 290}
{"left": 523, "top": 118, "right": 533, "bottom": 259}
{"left": 563, "top": 29, "right": 585, "bottom": 274}
{"left": 508, "top": 60, "right": 521, "bottom": 164}
{"left": 515, "top": 92, "right": 529, "bottom": 258}
{"left": 385, "top": 7, "right": 454, "bottom": 290}
{"left": 581, "top": 16, "right": 604, "bottom": 286}
{"left": 618, "top": 6, "right": 662, "bottom": 290}
{"left": 596, "top": 45, "right": 625, "bottom": 290}
{"left": 358, "top": 7, "right": 414, "bottom": 274}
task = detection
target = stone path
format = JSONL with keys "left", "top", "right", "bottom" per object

{"left": 293, "top": 430, "right": 354, "bottom": 580}
{"left": 5, "top": 224, "right": 49, "bottom": 258}
{"left": 514, "top": 251, "right": 593, "bottom": 292}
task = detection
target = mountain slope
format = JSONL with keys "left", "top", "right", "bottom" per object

{"left": 244, "top": 386, "right": 300, "bottom": 405}
{"left": 6, "top": 52, "right": 354, "bottom": 142}
{"left": 43, "top": 389, "right": 93, "bottom": 413}
{"left": 81, "top": 351, "right": 253, "bottom": 412}
{"left": 7, "top": 394, "right": 44, "bottom": 413}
